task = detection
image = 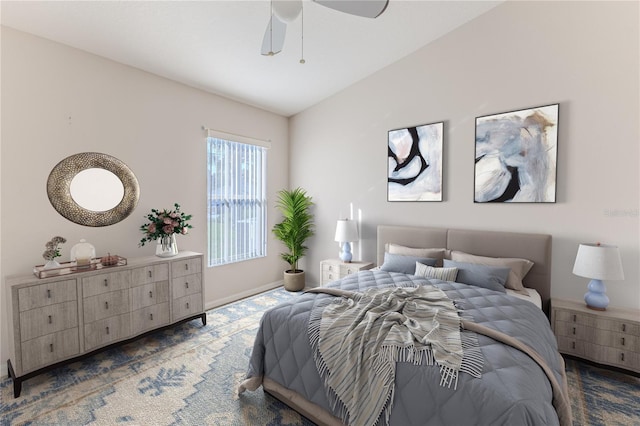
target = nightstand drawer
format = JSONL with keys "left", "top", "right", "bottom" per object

{"left": 553, "top": 309, "right": 597, "bottom": 328}
{"left": 556, "top": 335, "right": 585, "bottom": 356}
{"left": 322, "top": 270, "right": 339, "bottom": 284}
{"left": 601, "top": 346, "right": 640, "bottom": 370}
{"left": 554, "top": 320, "right": 588, "bottom": 340}
{"left": 592, "top": 330, "right": 640, "bottom": 352}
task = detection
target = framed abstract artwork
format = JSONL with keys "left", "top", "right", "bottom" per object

{"left": 388, "top": 121, "right": 443, "bottom": 202}
{"left": 474, "top": 103, "right": 559, "bottom": 203}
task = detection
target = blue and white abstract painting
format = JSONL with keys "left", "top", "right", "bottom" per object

{"left": 388, "top": 122, "right": 443, "bottom": 201}
{"left": 474, "top": 104, "right": 558, "bottom": 203}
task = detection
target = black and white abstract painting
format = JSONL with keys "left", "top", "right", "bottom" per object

{"left": 474, "top": 104, "right": 558, "bottom": 203}
{"left": 388, "top": 122, "right": 443, "bottom": 202}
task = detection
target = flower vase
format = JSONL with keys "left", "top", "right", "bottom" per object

{"left": 43, "top": 259, "right": 61, "bottom": 269}
{"left": 156, "top": 234, "right": 178, "bottom": 257}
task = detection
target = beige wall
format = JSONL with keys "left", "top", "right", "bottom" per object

{"left": 0, "top": 27, "right": 289, "bottom": 373}
{"left": 290, "top": 1, "right": 639, "bottom": 308}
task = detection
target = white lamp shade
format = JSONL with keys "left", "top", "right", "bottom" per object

{"left": 334, "top": 219, "right": 359, "bottom": 243}
{"left": 573, "top": 243, "right": 624, "bottom": 281}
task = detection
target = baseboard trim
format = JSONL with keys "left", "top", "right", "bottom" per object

{"left": 204, "top": 280, "right": 284, "bottom": 311}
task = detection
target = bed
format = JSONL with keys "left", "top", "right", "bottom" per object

{"left": 240, "top": 225, "right": 570, "bottom": 426}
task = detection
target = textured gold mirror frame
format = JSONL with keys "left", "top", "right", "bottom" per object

{"left": 47, "top": 152, "right": 140, "bottom": 227}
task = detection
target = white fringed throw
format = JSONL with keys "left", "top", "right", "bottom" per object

{"left": 308, "top": 285, "right": 483, "bottom": 426}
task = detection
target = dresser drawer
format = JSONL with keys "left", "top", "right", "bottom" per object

{"left": 131, "top": 264, "right": 169, "bottom": 287}
{"left": 83, "top": 289, "right": 130, "bottom": 324}
{"left": 172, "top": 257, "right": 202, "bottom": 278}
{"left": 597, "top": 318, "right": 640, "bottom": 336}
{"left": 21, "top": 328, "right": 80, "bottom": 373}
{"left": 82, "top": 270, "right": 131, "bottom": 298}
{"left": 19, "top": 301, "right": 78, "bottom": 342}
{"left": 18, "top": 279, "right": 76, "bottom": 312}
{"left": 84, "top": 313, "right": 131, "bottom": 351}
{"left": 173, "top": 293, "right": 203, "bottom": 322}
{"left": 131, "top": 302, "right": 170, "bottom": 335}
{"left": 172, "top": 274, "right": 202, "bottom": 300}
{"left": 130, "top": 281, "right": 170, "bottom": 311}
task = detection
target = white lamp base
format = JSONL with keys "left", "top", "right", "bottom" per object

{"left": 584, "top": 279, "right": 609, "bottom": 311}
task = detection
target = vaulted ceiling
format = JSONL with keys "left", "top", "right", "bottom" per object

{"left": 1, "top": 1, "right": 502, "bottom": 116}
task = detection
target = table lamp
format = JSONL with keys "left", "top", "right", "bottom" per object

{"left": 334, "top": 219, "right": 359, "bottom": 263}
{"left": 572, "top": 243, "right": 624, "bottom": 311}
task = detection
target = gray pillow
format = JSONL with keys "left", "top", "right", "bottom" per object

{"left": 443, "top": 259, "right": 509, "bottom": 293}
{"left": 380, "top": 253, "right": 437, "bottom": 275}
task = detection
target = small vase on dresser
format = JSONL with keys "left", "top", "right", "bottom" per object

{"left": 156, "top": 234, "right": 178, "bottom": 257}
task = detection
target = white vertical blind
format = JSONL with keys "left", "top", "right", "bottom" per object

{"left": 207, "top": 137, "right": 267, "bottom": 266}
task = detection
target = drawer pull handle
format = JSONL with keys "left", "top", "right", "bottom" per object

{"left": 572, "top": 327, "right": 576, "bottom": 335}
{"left": 329, "top": 274, "right": 333, "bottom": 279}
{"left": 348, "top": 269, "right": 353, "bottom": 274}
{"left": 329, "top": 266, "right": 333, "bottom": 271}
{"left": 148, "top": 270, "right": 152, "bottom": 278}
{"left": 106, "top": 326, "right": 110, "bottom": 335}
{"left": 186, "top": 302, "right": 190, "bottom": 309}
{"left": 185, "top": 263, "right": 189, "bottom": 271}
{"left": 621, "top": 353, "right": 625, "bottom": 362}
{"left": 572, "top": 341, "right": 575, "bottom": 350}
{"left": 150, "top": 313, "right": 154, "bottom": 321}
{"left": 104, "top": 279, "right": 108, "bottom": 287}
{"left": 622, "top": 324, "right": 626, "bottom": 332}
{"left": 48, "top": 315, "right": 52, "bottom": 324}
{"left": 47, "top": 289, "right": 51, "bottom": 298}
{"left": 185, "top": 282, "right": 189, "bottom": 289}
{"left": 149, "top": 291, "right": 153, "bottom": 298}
{"left": 105, "top": 301, "right": 109, "bottom": 310}
{"left": 621, "top": 337, "right": 625, "bottom": 346}
{"left": 572, "top": 314, "right": 576, "bottom": 322}
{"left": 50, "top": 343, "right": 54, "bottom": 352}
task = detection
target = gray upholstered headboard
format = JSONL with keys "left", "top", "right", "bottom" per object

{"left": 377, "top": 225, "right": 552, "bottom": 313}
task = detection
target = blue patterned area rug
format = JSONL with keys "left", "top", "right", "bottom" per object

{"left": 1, "top": 287, "right": 638, "bottom": 425}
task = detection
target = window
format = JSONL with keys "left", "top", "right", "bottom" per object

{"left": 207, "top": 137, "right": 267, "bottom": 266}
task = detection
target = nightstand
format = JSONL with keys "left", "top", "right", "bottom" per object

{"left": 551, "top": 298, "right": 640, "bottom": 374}
{"left": 320, "top": 259, "right": 374, "bottom": 286}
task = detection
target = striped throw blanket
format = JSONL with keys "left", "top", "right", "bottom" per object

{"left": 308, "top": 285, "right": 483, "bottom": 426}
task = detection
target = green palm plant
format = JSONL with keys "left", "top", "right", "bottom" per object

{"left": 272, "top": 187, "right": 315, "bottom": 272}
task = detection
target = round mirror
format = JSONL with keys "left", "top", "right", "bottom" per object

{"left": 47, "top": 152, "right": 139, "bottom": 227}
{"left": 70, "top": 168, "right": 125, "bottom": 212}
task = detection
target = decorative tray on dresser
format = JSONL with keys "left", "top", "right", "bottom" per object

{"left": 5, "top": 251, "right": 206, "bottom": 398}
{"left": 551, "top": 298, "right": 639, "bottom": 375}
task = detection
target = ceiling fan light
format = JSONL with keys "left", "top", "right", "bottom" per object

{"left": 273, "top": 0, "right": 302, "bottom": 23}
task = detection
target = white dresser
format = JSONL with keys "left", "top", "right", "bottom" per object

{"left": 6, "top": 251, "right": 205, "bottom": 397}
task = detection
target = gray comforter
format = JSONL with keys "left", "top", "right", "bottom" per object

{"left": 244, "top": 270, "right": 566, "bottom": 425}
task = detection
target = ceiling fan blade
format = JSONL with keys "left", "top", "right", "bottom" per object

{"left": 313, "top": 0, "right": 389, "bottom": 18}
{"left": 261, "top": 14, "right": 287, "bottom": 56}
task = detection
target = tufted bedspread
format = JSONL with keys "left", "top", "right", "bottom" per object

{"left": 242, "top": 270, "right": 568, "bottom": 425}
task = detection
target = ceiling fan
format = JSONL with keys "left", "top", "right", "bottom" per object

{"left": 261, "top": 0, "right": 389, "bottom": 58}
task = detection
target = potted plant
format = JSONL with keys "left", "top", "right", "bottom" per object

{"left": 272, "top": 187, "right": 314, "bottom": 291}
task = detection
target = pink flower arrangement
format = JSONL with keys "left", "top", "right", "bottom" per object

{"left": 139, "top": 203, "right": 193, "bottom": 247}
